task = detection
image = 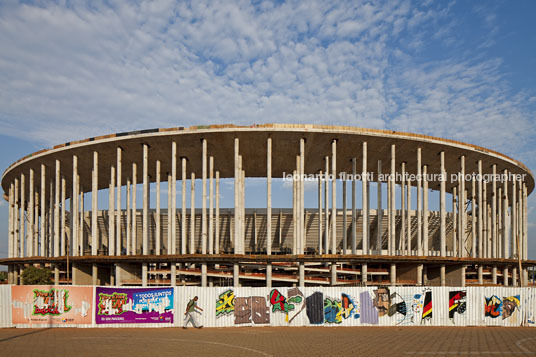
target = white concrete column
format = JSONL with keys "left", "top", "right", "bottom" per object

{"left": 61, "top": 177, "right": 66, "bottom": 256}
{"left": 267, "top": 137, "right": 272, "bottom": 255}
{"left": 20, "top": 173, "right": 25, "bottom": 257}
{"left": 241, "top": 167, "right": 245, "bottom": 254}
{"left": 440, "top": 151, "right": 446, "bottom": 257}
{"left": 108, "top": 165, "right": 115, "bottom": 256}
{"left": 39, "top": 163, "right": 48, "bottom": 257}
{"left": 215, "top": 171, "right": 220, "bottom": 255}
{"left": 498, "top": 187, "right": 502, "bottom": 258}
{"left": 362, "top": 142, "right": 368, "bottom": 255}
{"left": 33, "top": 190, "right": 38, "bottom": 255}
{"left": 472, "top": 178, "right": 476, "bottom": 258}
{"left": 362, "top": 263, "right": 368, "bottom": 285}
{"left": 202, "top": 139, "right": 207, "bottom": 255}
{"left": 116, "top": 148, "right": 122, "bottom": 256}
{"left": 377, "top": 160, "right": 382, "bottom": 255}
{"left": 407, "top": 179, "right": 412, "bottom": 255}
{"left": 300, "top": 138, "right": 305, "bottom": 255}
{"left": 181, "top": 157, "right": 187, "bottom": 255}
{"left": 293, "top": 166, "right": 297, "bottom": 255}
{"left": 127, "top": 177, "right": 131, "bottom": 255}
{"left": 14, "top": 178, "right": 19, "bottom": 258}
{"left": 52, "top": 162, "right": 59, "bottom": 257}
{"left": 190, "top": 172, "right": 196, "bottom": 253}
{"left": 523, "top": 183, "right": 528, "bottom": 261}
{"left": 324, "top": 156, "right": 329, "bottom": 254}
{"left": 9, "top": 184, "right": 14, "bottom": 258}
{"left": 142, "top": 263, "right": 147, "bottom": 287}
{"left": 233, "top": 264, "right": 239, "bottom": 287}
{"left": 342, "top": 179, "right": 347, "bottom": 253}
{"left": 91, "top": 152, "right": 98, "bottom": 256}
{"left": 331, "top": 140, "right": 337, "bottom": 254}
{"left": 503, "top": 169, "right": 509, "bottom": 259}
{"left": 453, "top": 187, "right": 458, "bottom": 257}
{"left": 483, "top": 182, "right": 488, "bottom": 258}
{"left": 68, "top": 160, "right": 75, "bottom": 257}
{"left": 131, "top": 163, "right": 137, "bottom": 254}
{"left": 512, "top": 180, "right": 517, "bottom": 259}
{"left": 29, "top": 169, "right": 34, "bottom": 257}
{"left": 171, "top": 142, "right": 177, "bottom": 255}
{"left": 318, "top": 171, "right": 323, "bottom": 255}
{"left": 209, "top": 156, "right": 214, "bottom": 254}
{"left": 518, "top": 182, "right": 522, "bottom": 261}
{"left": 390, "top": 144, "right": 395, "bottom": 255}
{"left": 401, "top": 162, "right": 406, "bottom": 253}
{"left": 460, "top": 156, "right": 466, "bottom": 257}
{"left": 331, "top": 263, "right": 337, "bottom": 286}
{"left": 78, "top": 184, "right": 83, "bottom": 256}
{"left": 417, "top": 148, "right": 422, "bottom": 256}
{"left": 491, "top": 164, "right": 497, "bottom": 259}
{"left": 423, "top": 165, "right": 429, "bottom": 256}
{"left": 351, "top": 158, "right": 357, "bottom": 255}
{"left": 298, "top": 263, "right": 305, "bottom": 286}
{"left": 390, "top": 263, "right": 396, "bottom": 286}
{"left": 440, "top": 265, "right": 446, "bottom": 286}
{"left": 478, "top": 160, "right": 483, "bottom": 258}
{"left": 142, "top": 144, "right": 149, "bottom": 256}
{"left": 234, "top": 138, "right": 239, "bottom": 253}
{"left": 155, "top": 160, "right": 161, "bottom": 255}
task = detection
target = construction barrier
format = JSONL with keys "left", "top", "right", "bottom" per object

{"left": 2, "top": 285, "right": 536, "bottom": 328}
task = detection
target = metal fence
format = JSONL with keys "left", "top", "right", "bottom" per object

{"left": 2, "top": 285, "right": 534, "bottom": 328}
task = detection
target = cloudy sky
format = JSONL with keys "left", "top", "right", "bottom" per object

{"left": 0, "top": 0, "right": 535, "bottom": 258}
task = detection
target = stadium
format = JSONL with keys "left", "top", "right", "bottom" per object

{"left": 1, "top": 124, "right": 533, "bottom": 288}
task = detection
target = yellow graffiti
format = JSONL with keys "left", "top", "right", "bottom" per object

{"left": 216, "top": 289, "right": 235, "bottom": 316}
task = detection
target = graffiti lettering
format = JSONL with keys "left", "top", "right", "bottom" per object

{"left": 449, "top": 290, "right": 467, "bottom": 321}
{"left": 98, "top": 292, "right": 128, "bottom": 316}
{"left": 484, "top": 295, "right": 502, "bottom": 318}
{"left": 324, "top": 298, "right": 342, "bottom": 324}
{"left": 216, "top": 289, "right": 234, "bottom": 317}
{"left": 32, "top": 288, "right": 72, "bottom": 316}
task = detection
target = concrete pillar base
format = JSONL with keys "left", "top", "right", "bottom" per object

{"left": 330, "top": 263, "right": 337, "bottom": 286}
{"left": 513, "top": 267, "right": 518, "bottom": 287}
{"left": 54, "top": 266, "right": 60, "bottom": 285}
{"left": 461, "top": 266, "right": 466, "bottom": 287}
{"left": 171, "top": 264, "right": 177, "bottom": 286}
{"left": 298, "top": 263, "right": 305, "bottom": 287}
{"left": 503, "top": 267, "right": 509, "bottom": 287}
{"left": 416, "top": 264, "right": 423, "bottom": 285}
{"left": 440, "top": 264, "right": 446, "bottom": 286}
{"left": 8, "top": 266, "right": 14, "bottom": 285}
{"left": 233, "top": 264, "right": 239, "bottom": 287}
{"left": 478, "top": 266, "right": 483, "bottom": 284}
{"left": 142, "top": 263, "right": 148, "bottom": 287}
{"left": 362, "top": 263, "right": 368, "bottom": 286}
{"left": 201, "top": 264, "right": 207, "bottom": 287}
{"left": 492, "top": 266, "right": 497, "bottom": 285}
{"left": 390, "top": 263, "right": 396, "bottom": 286}
{"left": 266, "top": 264, "right": 272, "bottom": 288}
{"left": 92, "top": 264, "right": 98, "bottom": 286}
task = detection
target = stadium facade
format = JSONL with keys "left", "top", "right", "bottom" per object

{"left": 1, "top": 124, "right": 533, "bottom": 287}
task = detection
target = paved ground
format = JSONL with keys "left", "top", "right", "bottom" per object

{"left": 1, "top": 326, "right": 536, "bottom": 356}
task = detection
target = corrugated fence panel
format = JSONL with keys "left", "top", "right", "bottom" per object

{"left": 0, "top": 285, "right": 12, "bottom": 328}
{"left": 2, "top": 285, "right": 536, "bottom": 328}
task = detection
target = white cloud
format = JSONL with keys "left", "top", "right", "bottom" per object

{"left": 0, "top": 0, "right": 534, "bottom": 172}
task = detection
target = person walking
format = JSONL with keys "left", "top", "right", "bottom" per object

{"left": 184, "top": 296, "right": 203, "bottom": 328}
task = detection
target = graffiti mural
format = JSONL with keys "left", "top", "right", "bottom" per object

{"left": 373, "top": 287, "right": 407, "bottom": 319}
{"left": 269, "top": 288, "right": 305, "bottom": 323}
{"left": 341, "top": 293, "right": 360, "bottom": 320}
{"left": 324, "top": 297, "right": 342, "bottom": 324}
{"left": 502, "top": 295, "right": 520, "bottom": 320}
{"left": 306, "top": 292, "right": 324, "bottom": 325}
{"left": 216, "top": 289, "right": 234, "bottom": 317}
{"left": 234, "top": 296, "right": 270, "bottom": 325}
{"left": 485, "top": 295, "right": 502, "bottom": 318}
{"left": 449, "top": 290, "right": 466, "bottom": 323}
{"left": 360, "top": 291, "right": 379, "bottom": 324}
{"left": 422, "top": 290, "right": 432, "bottom": 322}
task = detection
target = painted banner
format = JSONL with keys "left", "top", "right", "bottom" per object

{"left": 11, "top": 285, "right": 93, "bottom": 326}
{"left": 95, "top": 287, "right": 174, "bottom": 324}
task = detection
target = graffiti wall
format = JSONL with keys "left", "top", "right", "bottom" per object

{"left": 95, "top": 287, "right": 174, "bottom": 324}
{"left": 11, "top": 285, "right": 93, "bottom": 327}
{"left": 5, "top": 285, "right": 536, "bottom": 328}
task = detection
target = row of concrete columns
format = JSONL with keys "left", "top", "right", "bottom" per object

{"left": 5, "top": 139, "right": 532, "bottom": 286}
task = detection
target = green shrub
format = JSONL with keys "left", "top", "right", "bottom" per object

{"left": 21, "top": 266, "right": 52, "bottom": 285}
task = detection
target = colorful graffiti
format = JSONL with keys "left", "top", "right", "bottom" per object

{"left": 502, "top": 295, "right": 520, "bottom": 320}
{"left": 269, "top": 288, "right": 305, "bottom": 323}
{"left": 373, "top": 287, "right": 406, "bottom": 318}
{"left": 485, "top": 295, "right": 502, "bottom": 318}
{"left": 422, "top": 290, "right": 432, "bottom": 321}
{"left": 216, "top": 289, "right": 234, "bottom": 317}
{"left": 324, "top": 298, "right": 342, "bottom": 324}
{"left": 97, "top": 292, "right": 128, "bottom": 315}
{"left": 32, "top": 288, "right": 72, "bottom": 315}
{"left": 234, "top": 296, "right": 270, "bottom": 324}
{"left": 449, "top": 290, "right": 466, "bottom": 322}
{"left": 341, "top": 293, "right": 360, "bottom": 320}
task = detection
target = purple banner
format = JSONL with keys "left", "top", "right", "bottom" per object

{"left": 95, "top": 287, "right": 174, "bottom": 324}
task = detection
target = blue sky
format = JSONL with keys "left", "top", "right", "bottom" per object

{"left": 0, "top": 0, "right": 535, "bottom": 259}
